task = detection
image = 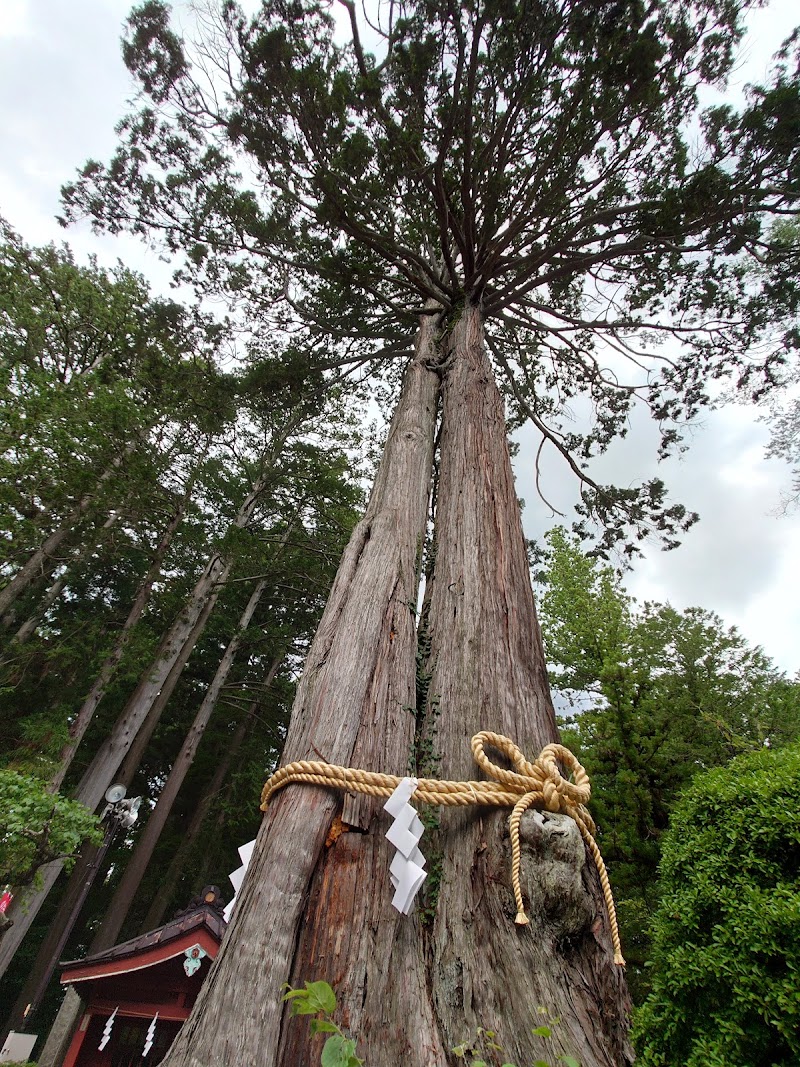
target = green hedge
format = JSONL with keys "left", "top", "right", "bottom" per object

{"left": 635, "top": 744, "right": 800, "bottom": 1066}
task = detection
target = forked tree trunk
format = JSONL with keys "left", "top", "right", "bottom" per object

{"left": 418, "top": 305, "right": 632, "bottom": 1066}
{"left": 160, "top": 317, "right": 441, "bottom": 1067}
{"left": 158, "top": 309, "right": 631, "bottom": 1067}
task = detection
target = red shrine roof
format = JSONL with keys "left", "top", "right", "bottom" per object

{"left": 60, "top": 905, "right": 226, "bottom": 985}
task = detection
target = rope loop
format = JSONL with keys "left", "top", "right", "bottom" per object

{"left": 260, "top": 732, "right": 624, "bottom": 966}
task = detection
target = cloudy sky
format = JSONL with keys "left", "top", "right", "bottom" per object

{"left": 1, "top": 0, "right": 799, "bottom": 673}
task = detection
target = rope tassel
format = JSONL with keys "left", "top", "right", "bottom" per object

{"left": 261, "top": 731, "right": 625, "bottom": 966}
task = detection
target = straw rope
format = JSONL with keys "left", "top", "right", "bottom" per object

{"left": 261, "top": 731, "right": 624, "bottom": 966}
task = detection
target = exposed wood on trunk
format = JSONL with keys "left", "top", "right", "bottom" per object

{"left": 0, "top": 443, "right": 134, "bottom": 623}
{"left": 90, "top": 580, "right": 268, "bottom": 953}
{"left": 419, "top": 304, "right": 632, "bottom": 1066}
{"left": 48, "top": 475, "right": 195, "bottom": 792}
{"left": 160, "top": 319, "right": 441, "bottom": 1067}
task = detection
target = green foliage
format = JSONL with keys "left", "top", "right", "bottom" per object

{"left": 283, "top": 981, "right": 363, "bottom": 1067}
{"left": 62, "top": 0, "right": 800, "bottom": 554}
{"left": 0, "top": 769, "right": 101, "bottom": 885}
{"left": 538, "top": 527, "right": 800, "bottom": 997}
{"left": 0, "top": 221, "right": 364, "bottom": 1028}
{"left": 452, "top": 1016, "right": 582, "bottom": 1067}
{"left": 634, "top": 745, "right": 800, "bottom": 1067}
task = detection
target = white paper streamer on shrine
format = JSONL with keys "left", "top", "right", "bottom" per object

{"left": 384, "top": 777, "right": 427, "bottom": 914}
{"left": 224, "top": 839, "right": 255, "bottom": 921}
{"left": 142, "top": 1012, "right": 159, "bottom": 1057}
{"left": 98, "top": 1006, "right": 118, "bottom": 1051}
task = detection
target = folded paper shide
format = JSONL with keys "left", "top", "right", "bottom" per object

{"left": 384, "top": 777, "right": 427, "bottom": 914}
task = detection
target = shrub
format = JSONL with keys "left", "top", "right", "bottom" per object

{"left": 634, "top": 744, "right": 800, "bottom": 1066}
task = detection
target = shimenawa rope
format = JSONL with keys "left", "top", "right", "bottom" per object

{"left": 261, "top": 730, "right": 625, "bottom": 966}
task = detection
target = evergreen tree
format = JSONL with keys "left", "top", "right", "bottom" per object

{"left": 538, "top": 527, "right": 800, "bottom": 996}
{"left": 51, "top": 1, "right": 800, "bottom": 1063}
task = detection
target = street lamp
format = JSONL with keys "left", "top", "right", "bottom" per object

{"left": 15, "top": 785, "right": 142, "bottom": 1030}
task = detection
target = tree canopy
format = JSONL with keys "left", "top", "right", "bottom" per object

{"left": 0, "top": 225, "right": 364, "bottom": 1027}
{"left": 62, "top": 0, "right": 800, "bottom": 553}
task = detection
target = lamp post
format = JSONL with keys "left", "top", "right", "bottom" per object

{"left": 8, "top": 786, "right": 142, "bottom": 1036}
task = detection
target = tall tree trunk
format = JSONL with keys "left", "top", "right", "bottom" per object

{"left": 11, "top": 511, "right": 122, "bottom": 645}
{"left": 0, "top": 415, "right": 305, "bottom": 981}
{"left": 138, "top": 697, "right": 260, "bottom": 933}
{"left": 160, "top": 317, "right": 441, "bottom": 1067}
{"left": 0, "top": 444, "right": 133, "bottom": 622}
{"left": 115, "top": 590, "right": 222, "bottom": 790}
{"left": 47, "top": 475, "right": 195, "bottom": 791}
{"left": 37, "top": 701, "right": 266, "bottom": 1067}
{"left": 418, "top": 305, "right": 631, "bottom": 1066}
{"left": 0, "top": 592, "right": 220, "bottom": 998}
{"left": 158, "top": 308, "right": 632, "bottom": 1067}
{"left": 90, "top": 581, "right": 268, "bottom": 953}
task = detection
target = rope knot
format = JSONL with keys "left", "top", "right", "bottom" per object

{"left": 261, "top": 731, "right": 624, "bottom": 966}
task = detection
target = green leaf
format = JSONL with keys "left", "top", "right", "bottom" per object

{"left": 305, "top": 980, "right": 337, "bottom": 1015}
{"left": 532, "top": 1026, "right": 552, "bottom": 1038}
{"left": 321, "top": 1034, "right": 358, "bottom": 1067}
{"left": 562, "top": 1057, "right": 581, "bottom": 1067}
{"left": 310, "top": 1019, "right": 339, "bottom": 1035}
{"left": 282, "top": 988, "right": 308, "bottom": 1002}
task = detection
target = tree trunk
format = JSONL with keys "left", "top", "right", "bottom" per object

{"left": 0, "top": 445, "right": 133, "bottom": 623}
{"left": 0, "top": 582, "right": 222, "bottom": 990}
{"left": 138, "top": 698, "right": 260, "bottom": 933}
{"left": 160, "top": 317, "right": 441, "bottom": 1067}
{"left": 31, "top": 691, "right": 268, "bottom": 1067}
{"left": 47, "top": 476, "right": 194, "bottom": 792}
{"left": 36, "top": 987, "right": 85, "bottom": 1067}
{"left": 0, "top": 415, "right": 307, "bottom": 981}
{"left": 417, "top": 305, "right": 631, "bottom": 1066}
{"left": 11, "top": 510, "right": 121, "bottom": 644}
{"left": 90, "top": 580, "right": 268, "bottom": 952}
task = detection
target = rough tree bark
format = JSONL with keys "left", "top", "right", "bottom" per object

{"left": 418, "top": 305, "right": 632, "bottom": 1066}
{"left": 159, "top": 317, "right": 441, "bottom": 1067}
{"left": 156, "top": 308, "right": 631, "bottom": 1067}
